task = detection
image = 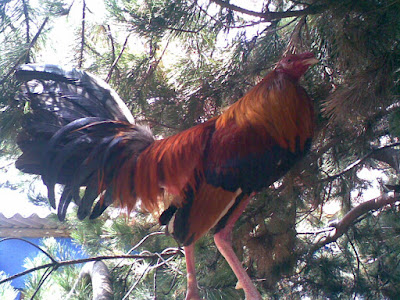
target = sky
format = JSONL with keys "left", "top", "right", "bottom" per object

{"left": 0, "top": 159, "right": 51, "bottom": 218}
{"left": 36, "top": 0, "right": 107, "bottom": 64}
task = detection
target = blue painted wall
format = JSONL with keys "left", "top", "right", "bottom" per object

{"left": 0, "top": 237, "right": 87, "bottom": 290}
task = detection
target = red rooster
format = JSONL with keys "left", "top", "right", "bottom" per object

{"left": 15, "top": 52, "right": 318, "bottom": 299}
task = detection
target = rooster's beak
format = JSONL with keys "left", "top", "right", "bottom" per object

{"left": 302, "top": 57, "right": 319, "bottom": 66}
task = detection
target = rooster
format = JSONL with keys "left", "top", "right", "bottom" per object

{"left": 15, "top": 52, "right": 318, "bottom": 300}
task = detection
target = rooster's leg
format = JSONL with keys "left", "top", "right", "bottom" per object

{"left": 213, "top": 195, "right": 262, "bottom": 300}
{"left": 184, "top": 244, "right": 202, "bottom": 300}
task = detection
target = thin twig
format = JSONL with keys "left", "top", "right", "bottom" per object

{"left": 106, "top": 25, "right": 116, "bottom": 65}
{"left": 141, "top": 117, "right": 180, "bottom": 130}
{"left": 128, "top": 231, "right": 165, "bottom": 254}
{"left": 122, "top": 263, "right": 151, "bottom": 300}
{"left": 153, "top": 257, "right": 159, "bottom": 300}
{"left": 143, "top": 249, "right": 184, "bottom": 275}
{"left": 297, "top": 227, "right": 335, "bottom": 235}
{"left": 320, "top": 142, "right": 400, "bottom": 182}
{"left": 345, "top": 232, "right": 361, "bottom": 289}
{"left": 112, "top": 231, "right": 166, "bottom": 272}
{"left": 0, "top": 252, "right": 180, "bottom": 285}
{"left": 260, "top": 17, "right": 299, "bottom": 35}
{"left": 106, "top": 32, "right": 131, "bottom": 83}
{"left": 122, "top": 263, "right": 135, "bottom": 294}
{"left": 78, "top": 0, "right": 86, "bottom": 68}
{"left": 138, "top": 33, "right": 173, "bottom": 87}
{"left": 197, "top": 2, "right": 263, "bottom": 30}
{"left": 164, "top": 272, "right": 179, "bottom": 296}
{"left": 22, "top": 0, "right": 30, "bottom": 63}
{"left": 30, "top": 266, "right": 56, "bottom": 300}
{"left": 165, "top": 24, "right": 207, "bottom": 34}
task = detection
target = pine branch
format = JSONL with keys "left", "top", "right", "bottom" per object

{"left": 320, "top": 142, "right": 400, "bottom": 182}
{"left": 21, "top": 0, "right": 30, "bottom": 63}
{"left": 30, "top": 266, "right": 56, "bottom": 300}
{"left": 196, "top": 1, "right": 260, "bottom": 29}
{"left": 139, "top": 34, "right": 172, "bottom": 87}
{"left": 106, "top": 25, "right": 116, "bottom": 64}
{"left": 106, "top": 32, "right": 131, "bottom": 83}
{"left": 210, "top": 0, "right": 326, "bottom": 21}
{"left": 78, "top": 0, "right": 86, "bottom": 68}
{"left": 0, "top": 16, "right": 49, "bottom": 85}
{"left": 309, "top": 192, "right": 400, "bottom": 252}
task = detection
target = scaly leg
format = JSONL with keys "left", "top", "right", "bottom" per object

{"left": 184, "top": 244, "right": 202, "bottom": 300}
{"left": 213, "top": 195, "right": 262, "bottom": 300}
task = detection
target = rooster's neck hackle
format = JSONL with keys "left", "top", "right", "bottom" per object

{"left": 216, "top": 70, "right": 314, "bottom": 153}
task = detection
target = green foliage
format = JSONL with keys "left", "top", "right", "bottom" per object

{"left": 23, "top": 237, "right": 84, "bottom": 300}
{"left": 0, "top": 271, "right": 19, "bottom": 300}
{"left": 294, "top": 208, "right": 400, "bottom": 299}
{"left": 0, "top": 0, "right": 71, "bottom": 152}
{"left": 389, "top": 108, "right": 400, "bottom": 138}
{"left": 66, "top": 212, "right": 190, "bottom": 299}
{"left": 2, "top": 0, "right": 400, "bottom": 299}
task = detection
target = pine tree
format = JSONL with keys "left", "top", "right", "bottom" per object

{"left": 1, "top": 0, "right": 400, "bottom": 299}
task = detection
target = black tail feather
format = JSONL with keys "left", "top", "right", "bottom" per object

{"left": 90, "top": 189, "right": 113, "bottom": 220}
{"left": 58, "top": 187, "right": 73, "bottom": 221}
{"left": 77, "top": 179, "right": 101, "bottom": 220}
{"left": 16, "top": 64, "right": 134, "bottom": 123}
{"left": 16, "top": 64, "right": 154, "bottom": 220}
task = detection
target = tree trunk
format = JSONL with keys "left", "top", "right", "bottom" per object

{"left": 68, "top": 261, "right": 113, "bottom": 300}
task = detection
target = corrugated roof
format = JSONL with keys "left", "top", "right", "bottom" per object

{"left": 0, "top": 213, "right": 70, "bottom": 238}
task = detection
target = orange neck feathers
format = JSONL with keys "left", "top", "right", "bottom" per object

{"left": 216, "top": 70, "right": 314, "bottom": 152}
